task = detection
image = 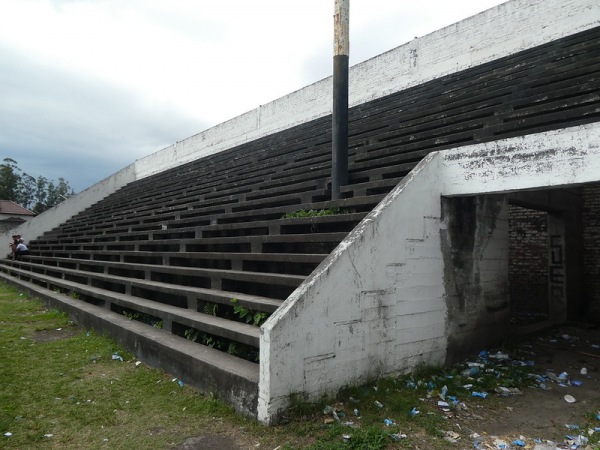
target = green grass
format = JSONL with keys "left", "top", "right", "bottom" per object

{"left": 1, "top": 282, "right": 599, "bottom": 449}
{"left": 0, "top": 285, "right": 247, "bottom": 449}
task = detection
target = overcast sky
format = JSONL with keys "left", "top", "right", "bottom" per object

{"left": 1, "top": 0, "right": 505, "bottom": 193}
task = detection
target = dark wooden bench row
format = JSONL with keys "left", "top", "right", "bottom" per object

{"left": 38, "top": 196, "right": 380, "bottom": 241}
{"left": 36, "top": 212, "right": 367, "bottom": 246}
{"left": 49, "top": 27, "right": 600, "bottom": 240}
{"left": 4, "top": 261, "right": 282, "bottom": 328}
{"left": 29, "top": 251, "right": 326, "bottom": 276}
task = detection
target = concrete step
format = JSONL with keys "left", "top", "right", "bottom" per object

{"left": 1, "top": 263, "right": 261, "bottom": 346}
{"left": 0, "top": 271, "right": 259, "bottom": 417}
{"left": 9, "top": 255, "right": 287, "bottom": 312}
{"left": 3, "top": 257, "right": 304, "bottom": 300}
{"left": 29, "top": 252, "right": 325, "bottom": 278}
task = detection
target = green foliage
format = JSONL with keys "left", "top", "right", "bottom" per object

{"left": 231, "top": 297, "right": 269, "bottom": 326}
{"left": 122, "top": 310, "right": 162, "bottom": 328}
{"left": 0, "top": 157, "right": 75, "bottom": 214}
{"left": 0, "top": 158, "right": 20, "bottom": 202}
{"left": 123, "top": 311, "right": 141, "bottom": 321}
{"left": 202, "top": 302, "right": 219, "bottom": 316}
{"left": 184, "top": 328, "right": 199, "bottom": 342}
{"left": 282, "top": 208, "right": 344, "bottom": 219}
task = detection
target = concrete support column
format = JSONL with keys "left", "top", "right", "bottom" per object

{"left": 547, "top": 214, "right": 568, "bottom": 323}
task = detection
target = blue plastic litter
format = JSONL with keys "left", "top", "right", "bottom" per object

{"left": 471, "top": 391, "right": 488, "bottom": 399}
{"left": 511, "top": 439, "right": 525, "bottom": 447}
{"left": 462, "top": 367, "right": 480, "bottom": 377}
{"left": 447, "top": 395, "right": 459, "bottom": 405}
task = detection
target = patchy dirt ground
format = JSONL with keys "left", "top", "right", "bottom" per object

{"left": 444, "top": 324, "right": 600, "bottom": 449}
{"left": 33, "top": 327, "right": 80, "bottom": 342}
{"left": 175, "top": 324, "right": 600, "bottom": 450}
{"left": 266, "top": 324, "right": 600, "bottom": 450}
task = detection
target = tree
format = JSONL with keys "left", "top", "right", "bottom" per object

{"left": 17, "top": 173, "right": 36, "bottom": 209}
{"left": 0, "top": 158, "right": 20, "bottom": 201}
{"left": 0, "top": 158, "right": 75, "bottom": 214}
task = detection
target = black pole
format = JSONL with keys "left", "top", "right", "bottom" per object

{"left": 332, "top": 0, "right": 349, "bottom": 201}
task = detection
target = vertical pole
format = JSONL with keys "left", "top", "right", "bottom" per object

{"left": 332, "top": 0, "right": 349, "bottom": 200}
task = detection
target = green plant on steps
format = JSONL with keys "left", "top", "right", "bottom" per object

{"left": 184, "top": 328, "right": 199, "bottom": 342}
{"left": 282, "top": 207, "right": 344, "bottom": 219}
{"left": 202, "top": 302, "right": 219, "bottom": 316}
{"left": 123, "top": 311, "right": 141, "bottom": 321}
{"left": 230, "top": 298, "right": 269, "bottom": 327}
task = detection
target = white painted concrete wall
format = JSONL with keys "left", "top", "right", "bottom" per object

{"left": 0, "top": 165, "right": 136, "bottom": 253}
{"left": 259, "top": 154, "right": 448, "bottom": 422}
{"left": 258, "top": 122, "right": 600, "bottom": 422}
{"left": 439, "top": 123, "right": 600, "bottom": 195}
{"left": 3, "top": 0, "right": 596, "bottom": 246}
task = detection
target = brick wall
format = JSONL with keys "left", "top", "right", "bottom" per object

{"left": 582, "top": 183, "right": 600, "bottom": 321}
{"left": 508, "top": 205, "right": 548, "bottom": 321}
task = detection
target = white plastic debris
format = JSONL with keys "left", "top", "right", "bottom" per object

{"left": 564, "top": 394, "right": 576, "bottom": 403}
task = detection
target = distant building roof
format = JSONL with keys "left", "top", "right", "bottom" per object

{"left": 0, "top": 200, "right": 34, "bottom": 216}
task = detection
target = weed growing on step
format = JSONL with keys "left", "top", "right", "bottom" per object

{"left": 231, "top": 298, "right": 269, "bottom": 327}
{"left": 183, "top": 325, "right": 260, "bottom": 362}
{"left": 282, "top": 208, "right": 345, "bottom": 219}
{"left": 121, "top": 309, "right": 162, "bottom": 329}
{"left": 202, "top": 302, "right": 219, "bottom": 316}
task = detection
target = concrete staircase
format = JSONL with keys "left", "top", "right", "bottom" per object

{"left": 0, "top": 136, "right": 387, "bottom": 414}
